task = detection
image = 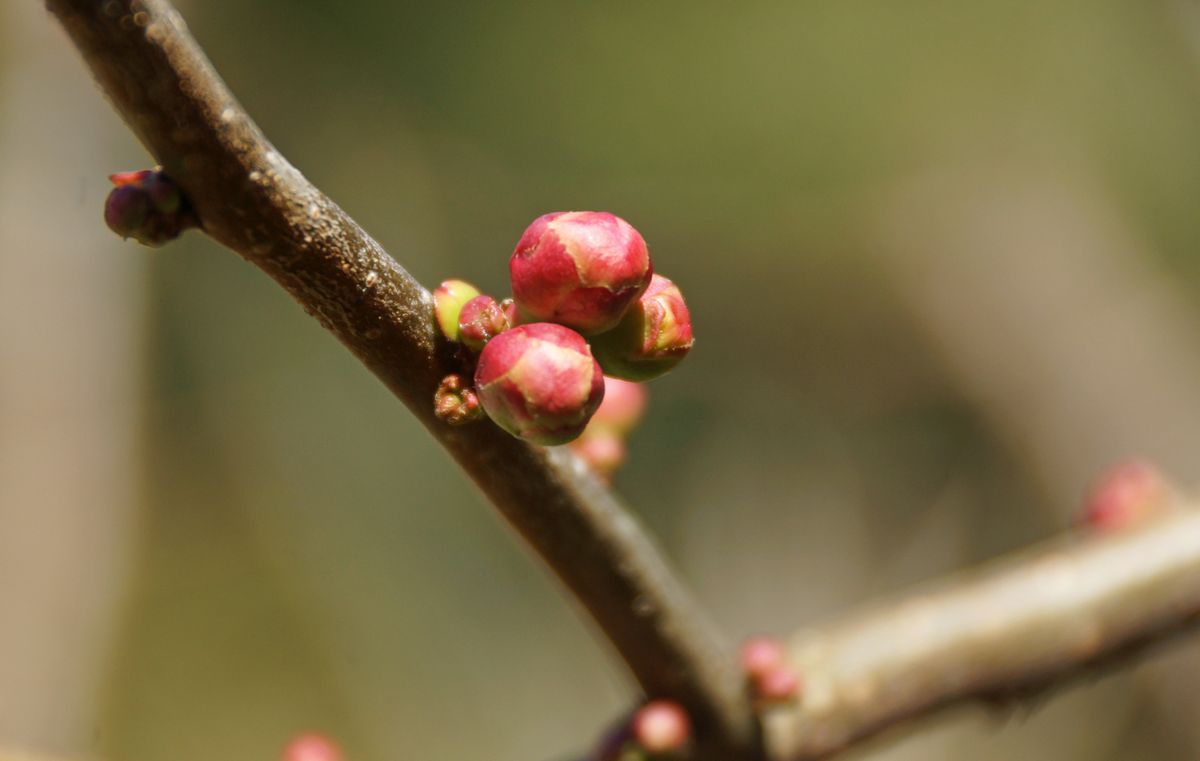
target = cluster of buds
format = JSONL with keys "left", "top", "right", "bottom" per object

{"left": 431, "top": 211, "right": 694, "bottom": 463}
{"left": 569, "top": 376, "right": 648, "bottom": 480}
{"left": 1079, "top": 458, "right": 1172, "bottom": 532}
{"left": 104, "top": 168, "right": 197, "bottom": 246}
{"left": 739, "top": 635, "right": 801, "bottom": 706}
{"left": 593, "top": 700, "right": 692, "bottom": 761}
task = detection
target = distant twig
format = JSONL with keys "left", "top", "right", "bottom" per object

{"left": 765, "top": 506, "right": 1200, "bottom": 759}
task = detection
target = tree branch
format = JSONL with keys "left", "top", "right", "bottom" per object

{"left": 764, "top": 506, "right": 1200, "bottom": 760}
{"left": 44, "top": 1, "right": 755, "bottom": 757}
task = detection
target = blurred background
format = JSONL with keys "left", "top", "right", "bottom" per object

{"left": 4, "top": 1, "right": 1200, "bottom": 759}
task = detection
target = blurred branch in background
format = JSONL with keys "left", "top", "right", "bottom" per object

{"left": 875, "top": 163, "right": 1200, "bottom": 756}
{"left": 766, "top": 505, "right": 1200, "bottom": 760}
{"left": 0, "top": 2, "right": 142, "bottom": 755}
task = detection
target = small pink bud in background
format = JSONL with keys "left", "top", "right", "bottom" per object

{"left": 587, "top": 377, "right": 648, "bottom": 436}
{"left": 591, "top": 274, "right": 694, "bottom": 382}
{"left": 104, "top": 168, "right": 193, "bottom": 246}
{"left": 457, "top": 294, "right": 512, "bottom": 352}
{"left": 740, "top": 635, "right": 786, "bottom": 680}
{"left": 475, "top": 323, "right": 605, "bottom": 445}
{"left": 1081, "top": 459, "right": 1170, "bottom": 532}
{"left": 282, "top": 733, "right": 344, "bottom": 761}
{"left": 631, "top": 700, "right": 691, "bottom": 755}
{"left": 434, "top": 373, "right": 484, "bottom": 425}
{"left": 432, "top": 279, "right": 482, "bottom": 342}
{"left": 570, "top": 430, "right": 627, "bottom": 480}
{"left": 757, "top": 666, "right": 801, "bottom": 704}
{"left": 510, "top": 211, "right": 653, "bottom": 335}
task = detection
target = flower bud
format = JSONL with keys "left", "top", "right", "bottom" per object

{"left": 475, "top": 323, "right": 605, "bottom": 445}
{"left": 631, "top": 700, "right": 691, "bottom": 755}
{"left": 570, "top": 430, "right": 626, "bottom": 480}
{"left": 499, "top": 297, "right": 520, "bottom": 327}
{"left": 510, "top": 211, "right": 653, "bottom": 334}
{"left": 756, "top": 665, "right": 801, "bottom": 704}
{"left": 591, "top": 274, "right": 694, "bottom": 382}
{"left": 588, "top": 377, "right": 648, "bottom": 436}
{"left": 739, "top": 635, "right": 785, "bottom": 681}
{"left": 434, "top": 373, "right": 484, "bottom": 425}
{"left": 433, "top": 279, "right": 482, "bottom": 342}
{"left": 104, "top": 169, "right": 193, "bottom": 246}
{"left": 282, "top": 733, "right": 344, "bottom": 761}
{"left": 457, "top": 294, "right": 512, "bottom": 352}
{"left": 1081, "top": 458, "right": 1170, "bottom": 532}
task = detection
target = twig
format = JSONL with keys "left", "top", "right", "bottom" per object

{"left": 764, "top": 506, "right": 1200, "bottom": 759}
{"left": 44, "top": 1, "right": 755, "bottom": 757}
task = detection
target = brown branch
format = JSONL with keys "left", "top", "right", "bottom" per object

{"left": 44, "top": 1, "right": 755, "bottom": 757}
{"left": 764, "top": 506, "right": 1200, "bottom": 760}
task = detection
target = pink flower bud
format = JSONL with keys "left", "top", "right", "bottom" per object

{"left": 432, "top": 279, "right": 482, "bottom": 342}
{"left": 499, "top": 297, "right": 520, "bottom": 327}
{"left": 457, "top": 294, "right": 512, "bottom": 352}
{"left": 510, "top": 211, "right": 653, "bottom": 334}
{"left": 475, "top": 323, "right": 605, "bottom": 445}
{"left": 756, "top": 665, "right": 801, "bottom": 704}
{"left": 282, "top": 733, "right": 344, "bottom": 761}
{"left": 1081, "top": 458, "right": 1170, "bottom": 532}
{"left": 433, "top": 373, "right": 484, "bottom": 425}
{"left": 588, "top": 377, "right": 648, "bottom": 436}
{"left": 739, "top": 635, "right": 785, "bottom": 680}
{"left": 569, "top": 430, "right": 626, "bottom": 480}
{"left": 104, "top": 169, "right": 194, "bottom": 247}
{"left": 591, "top": 274, "right": 693, "bottom": 382}
{"left": 631, "top": 700, "right": 691, "bottom": 755}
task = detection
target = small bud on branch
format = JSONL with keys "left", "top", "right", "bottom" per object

{"left": 591, "top": 274, "right": 694, "bottom": 382}
{"left": 475, "top": 323, "right": 605, "bottom": 445}
{"left": 510, "top": 211, "right": 652, "bottom": 335}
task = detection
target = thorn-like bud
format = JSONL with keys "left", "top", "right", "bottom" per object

{"left": 570, "top": 430, "right": 627, "bottom": 480}
{"left": 631, "top": 700, "right": 691, "bottom": 756}
{"left": 510, "top": 211, "right": 653, "bottom": 335}
{"left": 282, "top": 733, "right": 344, "bottom": 761}
{"left": 475, "top": 323, "right": 605, "bottom": 445}
{"left": 433, "top": 279, "right": 482, "bottom": 342}
{"left": 104, "top": 168, "right": 194, "bottom": 246}
{"left": 591, "top": 274, "right": 694, "bottom": 382}
{"left": 1081, "top": 458, "right": 1170, "bottom": 532}
{"left": 434, "top": 373, "right": 484, "bottom": 425}
{"left": 457, "top": 294, "right": 512, "bottom": 352}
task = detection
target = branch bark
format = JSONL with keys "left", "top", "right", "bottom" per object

{"left": 44, "top": 1, "right": 755, "bottom": 757}
{"left": 764, "top": 506, "right": 1200, "bottom": 759}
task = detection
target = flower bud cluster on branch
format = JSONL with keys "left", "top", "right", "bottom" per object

{"left": 429, "top": 212, "right": 694, "bottom": 476}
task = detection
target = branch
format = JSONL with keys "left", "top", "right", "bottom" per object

{"left": 764, "top": 506, "right": 1200, "bottom": 760}
{"left": 45, "top": 1, "right": 755, "bottom": 757}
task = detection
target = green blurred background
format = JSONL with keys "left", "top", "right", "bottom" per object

{"left": 5, "top": 1, "right": 1200, "bottom": 760}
